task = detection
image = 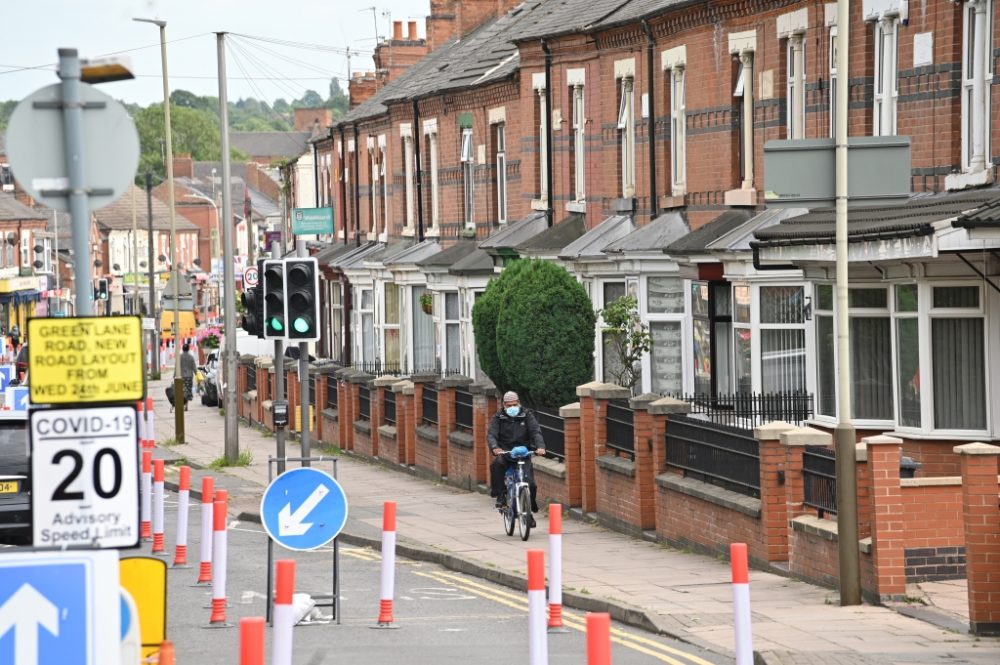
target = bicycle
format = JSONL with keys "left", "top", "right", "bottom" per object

{"left": 498, "top": 446, "right": 534, "bottom": 541}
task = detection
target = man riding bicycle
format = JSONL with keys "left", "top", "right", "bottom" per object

{"left": 487, "top": 391, "right": 546, "bottom": 525}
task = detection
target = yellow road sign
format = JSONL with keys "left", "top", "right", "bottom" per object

{"left": 120, "top": 556, "right": 167, "bottom": 662}
{"left": 28, "top": 315, "right": 145, "bottom": 404}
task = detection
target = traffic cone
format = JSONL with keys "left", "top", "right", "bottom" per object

{"left": 140, "top": 451, "right": 152, "bottom": 541}
{"left": 152, "top": 459, "right": 166, "bottom": 554}
{"left": 158, "top": 640, "right": 175, "bottom": 665}
{"left": 207, "top": 493, "right": 230, "bottom": 627}
{"left": 376, "top": 501, "right": 397, "bottom": 627}
{"left": 195, "top": 476, "right": 214, "bottom": 585}
{"left": 172, "top": 465, "right": 190, "bottom": 567}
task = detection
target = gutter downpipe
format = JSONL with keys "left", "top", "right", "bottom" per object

{"left": 542, "top": 39, "right": 554, "bottom": 228}
{"left": 353, "top": 122, "right": 361, "bottom": 247}
{"left": 413, "top": 99, "right": 425, "bottom": 242}
{"left": 642, "top": 19, "right": 657, "bottom": 219}
{"left": 750, "top": 243, "right": 798, "bottom": 271}
{"left": 312, "top": 139, "right": 320, "bottom": 207}
{"left": 339, "top": 125, "right": 348, "bottom": 246}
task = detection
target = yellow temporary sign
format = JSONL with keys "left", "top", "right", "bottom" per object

{"left": 120, "top": 556, "right": 167, "bottom": 662}
{"left": 28, "top": 315, "right": 145, "bottom": 404}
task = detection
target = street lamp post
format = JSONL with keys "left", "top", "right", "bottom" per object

{"left": 135, "top": 16, "right": 184, "bottom": 443}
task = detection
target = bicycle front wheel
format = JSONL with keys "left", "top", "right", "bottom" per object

{"left": 503, "top": 487, "right": 516, "bottom": 536}
{"left": 517, "top": 485, "right": 532, "bottom": 541}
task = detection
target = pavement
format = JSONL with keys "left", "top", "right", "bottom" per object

{"left": 148, "top": 376, "right": 1000, "bottom": 665}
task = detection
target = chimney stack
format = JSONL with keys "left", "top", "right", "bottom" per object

{"left": 393, "top": 21, "right": 403, "bottom": 40}
{"left": 408, "top": 20, "right": 418, "bottom": 40}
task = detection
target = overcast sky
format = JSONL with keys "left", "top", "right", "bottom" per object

{"left": 1, "top": 0, "right": 424, "bottom": 106}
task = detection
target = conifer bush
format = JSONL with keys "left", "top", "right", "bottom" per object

{"left": 491, "top": 260, "right": 595, "bottom": 408}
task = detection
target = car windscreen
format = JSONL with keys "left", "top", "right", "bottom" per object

{"left": 0, "top": 423, "right": 28, "bottom": 477}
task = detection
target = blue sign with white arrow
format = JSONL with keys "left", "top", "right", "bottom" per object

{"left": 260, "top": 467, "right": 349, "bottom": 551}
{"left": 0, "top": 550, "right": 119, "bottom": 665}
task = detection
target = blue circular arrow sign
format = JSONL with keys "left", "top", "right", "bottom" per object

{"left": 260, "top": 468, "right": 349, "bottom": 551}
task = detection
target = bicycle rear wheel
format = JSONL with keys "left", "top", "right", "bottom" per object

{"left": 503, "top": 485, "right": 516, "bottom": 536}
{"left": 517, "top": 485, "right": 532, "bottom": 541}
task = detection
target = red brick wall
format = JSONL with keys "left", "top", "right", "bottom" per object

{"left": 595, "top": 457, "right": 641, "bottom": 533}
{"left": 656, "top": 477, "right": 764, "bottom": 562}
{"left": 790, "top": 526, "right": 840, "bottom": 590}
{"left": 415, "top": 428, "right": 441, "bottom": 476}
{"left": 379, "top": 429, "right": 400, "bottom": 464}
{"left": 446, "top": 435, "right": 477, "bottom": 491}
{"left": 902, "top": 483, "right": 964, "bottom": 551}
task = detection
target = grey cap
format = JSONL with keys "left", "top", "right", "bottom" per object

{"left": 503, "top": 391, "right": 519, "bottom": 403}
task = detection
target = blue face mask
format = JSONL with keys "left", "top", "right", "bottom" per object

{"left": 505, "top": 406, "right": 519, "bottom": 417}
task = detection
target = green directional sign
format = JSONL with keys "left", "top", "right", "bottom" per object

{"left": 292, "top": 207, "right": 334, "bottom": 235}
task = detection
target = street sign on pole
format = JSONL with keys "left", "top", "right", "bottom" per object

{"left": 291, "top": 207, "right": 334, "bottom": 235}
{"left": 243, "top": 265, "right": 259, "bottom": 288}
{"left": 0, "top": 549, "right": 120, "bottom": 665}
{"left": 260, "top": 467, "right": 348, "bottom": 551}
{"left": 4, "top": 82, "right": 139, "bottom": 213}
{"left": 27, "top": 316, "right": 145, "bottom": 404}
{"left": 30, "top": 405, "right": 140, "bottom": 549}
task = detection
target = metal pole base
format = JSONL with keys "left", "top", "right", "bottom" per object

{"left": 834, "top": 422, "right": 861, "bottom": 606}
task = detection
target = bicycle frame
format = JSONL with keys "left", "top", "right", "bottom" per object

{"left": 505, "top": 459, "right": 529, "bottom": 515}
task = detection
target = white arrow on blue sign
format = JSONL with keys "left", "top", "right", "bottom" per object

{"left": 260, "top": 467, "right": 349, "bottom": 551}
{"left": 0, "top": 550, "right": 120, "bottom": 665}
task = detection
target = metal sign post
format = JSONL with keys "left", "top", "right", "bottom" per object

{"left": 262, "top": 456, "right": 344, "bottom": 625}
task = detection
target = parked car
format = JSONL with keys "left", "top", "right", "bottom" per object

{"left": 0, "top": 410, "right": 30, "bottom": 545}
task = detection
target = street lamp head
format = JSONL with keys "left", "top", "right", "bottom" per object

{"left": 80, "top": 56, "right": 135, "bottom": 84}
{"left": 133, "top": 17, "right": 167, "bottom": 28}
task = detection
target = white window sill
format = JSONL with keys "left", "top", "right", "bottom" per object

{"left": 660, "top": 194, "right": 685, "bottom": 210}
{"left": 401, "top": 227, "right": 416, "bottom": 238}
{"left": 945, "top": 167, "right": 994, "bottom": 191}
{"left": 425, "top": 227, "right": 441, "bottom": 238}
{"left": 531, "top": 199, "right": 548, "bottom": 211}
{"left": 724, "top": 187, "right": 757, "bottom": 207}
{"left": 565, "top": 201, "right": 587, "bottom": 213}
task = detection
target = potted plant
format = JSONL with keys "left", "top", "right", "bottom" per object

{"left": 420, "top": 292, "right": 433, "bottom": 315}
{"left": 196, "top": 325, "right": 222, "bottom": 364}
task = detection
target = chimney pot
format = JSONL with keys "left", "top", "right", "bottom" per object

{"left": 393, "top": 21, "right": 403, "bottom": 40}
{"left": 408, "top": 20, "right": 418, "bottom": 40}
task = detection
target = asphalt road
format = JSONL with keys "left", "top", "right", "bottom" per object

{"left": 154, "top": 491, "right": 732, "bottom": 665}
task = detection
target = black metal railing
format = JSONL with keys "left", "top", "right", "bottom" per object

{"left": 350, "top": 361, "right": 463, "bottom": 377}
{"left": 352, "top": 360, "right": 405, "bottom": 376}
{"left": 308, "top": 374, "right": 316, "bottom": 406}
{"left": 531, "top": 405, "right": 565, "bottom": 462}
{"left": 663, "top": 392, "right": 814, "bottom": 430}
{"left": 358, "top": 384, "right": 371, "bottom": 421}
{"left": 245, "top": 365, "right": 257, "bottom": 393}
{"left": 454, "top": 388, "right": 473, "bottom": 432}
{"left": 606, "top": 399, "right": 635, "bottom": 460}
{"left": 422, "top": 386, "right": 438, "bottom": 426}
{"left": 325, "top": 376, "right": 338, "bottom": 410}
{"left": 803, "top": 445, "right": 837, "bottom": 517}
{"left": 384, "top": 388, "right": 397, "bottom": 426}
{"left": 666, "top": 414, "right": 760, "bottom": 498}
{"left": 280, "top": 370, "right": 288, "bottom": 400}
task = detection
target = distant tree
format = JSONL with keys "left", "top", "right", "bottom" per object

{"left": 327, "top": 78, "right": 348, "bottom": 117}
{"left": 170, "top": 90, "right": 214, "bottom": 113}
{"left": 134, "top": 103, "right": 221, "bottom": 179}
{"left": 0, "top": 100, "right": 17, "bottom": 134}
{"left": 295, "top": 90, "right": 324, "bottom": 108}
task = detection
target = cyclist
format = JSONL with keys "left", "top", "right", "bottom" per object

{"left": 487, "top": 391, "right": 545, "bottom": 524}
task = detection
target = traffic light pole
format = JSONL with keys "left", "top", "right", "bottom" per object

{"left": 271, "top": 240, "right": 286, "bottom": 475}
{"left": 297, "top": 238, "right": 311, "bottom": 467}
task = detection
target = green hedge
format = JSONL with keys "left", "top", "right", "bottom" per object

{"left": 472, "top": 259, "right": 528, "bottom": 390}
{"left": 494, "top": 260, "right": 595, "bottom": 408}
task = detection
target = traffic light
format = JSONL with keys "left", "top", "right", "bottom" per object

{"left": 262, "top": 259, "right": 287, "bottom": 339}
{"left": 97, "top": 278, "right": 109, "bottom": 301}
{"left": 285, "top": 258, "right": 320, "bottom": 342}
{"left": 240, "top": 261, "right": 264, "bottom": 338}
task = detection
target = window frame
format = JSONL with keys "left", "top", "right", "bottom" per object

{"left": 786, "top": 34, "right": 805, "bottom": 140}
{"left": 669, "top": 68, "right": 686, "bottom": 195}
{"left": 617, "top": 75, "right": 636, "bottom": 198}
{"left": 960, "top": 0, "right": 994, "bottom": 171}
{"left": 641, "top": 274, "right": 688, "bottom": 395}
{"left": 828, "top": 27, "right": 837, "bottom": 138}
{"left": 873, "top": 17, "right": 898, "bottom": 137}
{"left": 572, "top": 85, "right": 586, "bottom": 202}
{"left": 494, "top": 122, "right": 508, "bottom": 224}
{"left": 460, "top": 127, "right": 475, "bottom": 228}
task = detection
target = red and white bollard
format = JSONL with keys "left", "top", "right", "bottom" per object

{"left": 172, "top": 465, "right": 191, "bottom": 567}
{"left": 376, "top": 500, "right": 397, "bottom": 627}
{"left": 731, "top": 543, "right": 753, "bottom": 665}
{"left": 145, "top": 396, "right": 155, "bottom": 449}
{"left": 207, "top": 493, "right": 230, "bottom": 626}
{"left": 152, "top": 459, "right": 166, "bottom": 554}
{"left": 586, "top": 613, "right": 612, "bottom": 665}
{"left": 239, "top": 616, "right": 264, "bottom": 665}
{"left": 272, "top": 560, "right": 295, "bottom": 665}
{"left": 140, "top": 451, "right": 152, "bottom": 541}
{"left": 527, "top": 549, "right": 548, "bottom": 665}
{"left": 547, "top": 503, "right": 566, "bottom": 631}
{"left": 196, "top": 476, "right": 214, "bottom": 585}
{"left": 136, "top": 400, "right": 146, "bottom": 445}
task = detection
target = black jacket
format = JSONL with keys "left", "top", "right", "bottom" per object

{"left": 486, "top": 407, "right": 544, "bottom": 453}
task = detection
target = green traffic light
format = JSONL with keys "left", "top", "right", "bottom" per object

{"left": 270, "top": 318, "right": 284, "bottom": 332}
{"left": 293, "top": 317, "right": 311, "bottom": 334}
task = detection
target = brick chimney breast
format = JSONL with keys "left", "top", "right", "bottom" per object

{"left": 408, "top": 20, "right": 418, "bottom": 40}
{"left": 393, "top": 20, "right": 403, "bottom": 40}
{"left": 173, "top": 154, "right": 194, "bottom": 179}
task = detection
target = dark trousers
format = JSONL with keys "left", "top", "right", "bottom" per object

{"left": 490, "top": 454, "right": 538, "bottom": 512}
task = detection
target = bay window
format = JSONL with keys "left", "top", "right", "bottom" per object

{"left": 359, "top": 287, "right": 375, "bottom": 366}
{"left": 647, "top": 276, "right": 685, "bottom": 395}
{"left": 931, "top": 286, "right": 986, "bottom": 430}
{"left": 759, "top": 285, "right": 806, "bottom": 394}
{"left": 444, "top": 291, "right": 461, "bottom": 373}
{"left": 411, "top": 286, "right": 435, "bottom": 373}
{"left": 382, "top": 282, "right": 401, "bottom": 371}
{"left": 600, "top": 281, "right": 627, "bottom": 384}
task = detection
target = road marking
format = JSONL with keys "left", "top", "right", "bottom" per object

{"left": 414, "top": 570, "right": 716, "bottom": 665}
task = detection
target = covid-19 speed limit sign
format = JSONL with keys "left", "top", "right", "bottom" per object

{"left": 30, "top": 405, "right": 139, "bottom": 549}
